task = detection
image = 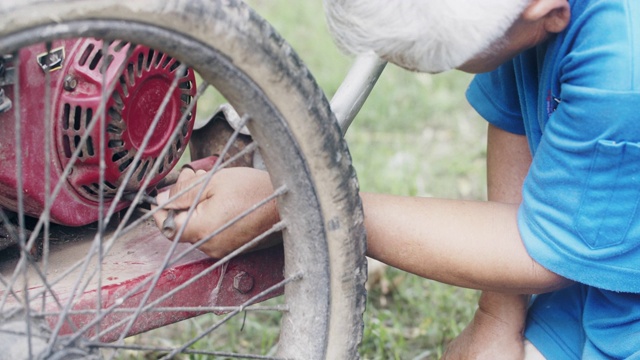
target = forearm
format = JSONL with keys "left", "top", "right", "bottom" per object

{"left": 475, "top": 124, "right": 533, "bottom": 330}
{"left": 361, "top": 192, "right": 569, "bottom": 294}
{"left": 477, "top": 291, "right": 530, "bottom": 327}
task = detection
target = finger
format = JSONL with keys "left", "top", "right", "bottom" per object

{"left": 151, "top": 193, "right": 170, "bottom": 231}
{"left": 164, "top": 173, "right": 213, "bottom": 210}
{"left": 176, "top": 167, "right": 197, "bottom": 183}
{"left": 170, "top": 205, "right": 207, "bottom": 244}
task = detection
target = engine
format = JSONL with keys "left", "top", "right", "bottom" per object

{"left": 0, "top": 39, "right": 197, "bottom": 226}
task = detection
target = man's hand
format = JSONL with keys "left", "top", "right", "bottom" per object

{"left": 152, "top": 167, "right": 279, "bottom": 259}
{"left": 442, "top": 293, "right": 528, "bottom": 360}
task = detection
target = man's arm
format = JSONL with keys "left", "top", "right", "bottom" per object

{"left": 155, "top": 125, "right": 568, "bottom": 293}
{"left": 361, "top": 124, "right": 566, "bottom": 293}
{"left": 480, "top": 122, "right": 533, "bottom": 334}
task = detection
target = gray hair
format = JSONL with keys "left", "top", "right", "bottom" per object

{"left": 324, "top": 0, "right": 529, "bottom": 73}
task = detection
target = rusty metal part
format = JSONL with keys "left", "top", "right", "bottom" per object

{"left": 0, "top": 229, "right": 17, "bottom": 252}
{"left": 123, "top": 192, "right": 158, "bottom": 207}
{"left": 161, "top": 209, "right": 177, "bottom": 239}
{"left": 123, "top": 193, "right": 178, "bottom": 239}
{"left": 0, "top": 88, "right": 11, "bottom": 113}
{"left": 233, "top": 271, "right": 254, "bottom": 294}
{"left": 189, "top": 106, "right": 253, "bottom": 167}
{"left": 62, "top": 74, "right": 77, "bottom": 91}
{"left": 155, "top": 169, "right": 181, "bottom": 189}
{"left": 0, "top": 214, "right": 40, "bottom": 260}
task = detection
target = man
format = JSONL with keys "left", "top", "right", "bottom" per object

{"left": 155, "top": 0, "right": 640, "bottom": 358}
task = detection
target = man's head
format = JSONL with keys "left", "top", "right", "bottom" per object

{"left": 324, "top": 0, "right": 570, "bottom": 73}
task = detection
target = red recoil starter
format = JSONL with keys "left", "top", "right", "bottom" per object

{"left": 0, "top": 38, "right": 197, "bottom": 226}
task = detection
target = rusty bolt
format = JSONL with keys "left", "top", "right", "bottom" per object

{"left": 63, "top": 75, "right": 78, "bottom": 91}
{"left": 233, "top": 271, "right": 254, "bottom": 294}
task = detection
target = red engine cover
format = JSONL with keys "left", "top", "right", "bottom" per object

{"left": 0, "top": 39, "right": 197, "bottom": 226}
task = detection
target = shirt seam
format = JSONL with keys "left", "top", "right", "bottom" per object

{"left": 473, "top": 79, "right": 523, "bottom": 120}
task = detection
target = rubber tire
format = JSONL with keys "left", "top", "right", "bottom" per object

{"left": 0, "top": 0, "right": 367, "bottom": 359}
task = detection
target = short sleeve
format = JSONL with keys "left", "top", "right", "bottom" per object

{"left": 518, "top": 85, "right": 640, "bottom": 292}
{"left": 516, "top": 0, "right": 640, "bottom": 292}
{"left": 466, "top": 63, "right": 526, "bottom": 136}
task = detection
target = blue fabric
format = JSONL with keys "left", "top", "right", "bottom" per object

{"left": 466, "top": 0, "right": 640, "bottom": 357}
{"left": 525, "top": 285, "right": 640, "bottom": 359}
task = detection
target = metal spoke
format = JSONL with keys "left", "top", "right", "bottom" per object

{"left": 43, "top": 45, "right": 141, "bottom": 352}
{"left": 0, "top": 45, "right": 137, "bottom": 314}
{"left": 0, "top": 209, "right": 68, "bottom": 321}
{"left": 161, "top": 272, "right": 302, "bottom": 359}
{"left": 112, "top": 111, "right": 253, "bottom": 345}
{"left": 38, "top": 178, "right": 286, "bottom": 347}
{"left": 19, "top": 132, "right": 252, "bottom": 311}
{"left": 37, "top": 304, "right": 289, "bottom": 316}
{"left": 86, "top": 342, "right": 289, "bottom": 360}
{"left": 45, "top": 58, "right": 190, "bottom": 352}
{"left": 0, "top": 273, "right": 22, "bottom": 315}
{"left": 20, "top": 78, "right": 211, "bottom": 307}
{"left": 42, "top": 42, "right": 53, "bottom": 314}
{"left": 40, "top": 68, "right": 277, "bottom": 346}
{"left": 94, "top": 40, "right": 111, "bottom": 337}
{"left": 118, "top": 141, "right": 259, "bottom": 234}
{"left": 86, "top": 219, "right": 288, "bottom": 343}
{"left": 10, "top": 49, "right": 34, "bottom": 359}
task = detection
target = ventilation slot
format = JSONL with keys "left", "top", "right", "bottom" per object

{"left": 88, "top": 49, "right": 103, "bottom": 70}
{"left": 78, "top": 44, "right": 95, "bottom": 66}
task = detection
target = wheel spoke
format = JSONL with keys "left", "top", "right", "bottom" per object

{"left": 42, "top": 42, "right": 53, "bottom": 314}
{"left": 20, "top": 77, "right": 210, "bottom": 309}
{"left": 0, "top": 46, "right": 137, "bottom": 315}
{"left": 0, "top": 3, "right": 366, "bottom": 356}
{"left": 160, "top": 272, "right": 302, "bottom": 359}
{"left": 38, "top": 304, "right": 289, "bottom": 316}
{"left": 48, "top": 58, "right": 192, "bottom": 351}
{"left": 112, "top": 111, "right": 255, "bottom": 346}
{"left": 86, "top": 219, "right": 288, "bottom": 343}
{"left": 10, "top": 49, "right": 36, "bottom": 359}
{"left": 87, "top": 342, "right": 290, "bottom": 360}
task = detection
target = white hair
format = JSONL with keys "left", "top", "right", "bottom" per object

{"left": 324, "top": 0, "right": 530, "bottom": 73}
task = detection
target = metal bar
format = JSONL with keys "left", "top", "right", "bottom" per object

{"left": 38, "top": 304, "right": 289, "bottom": 316}
{"left": 330, "top": 52, "right": 386, "bottom": 135}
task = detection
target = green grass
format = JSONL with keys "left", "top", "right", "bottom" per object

{"left": 245, "top": 1, "right": 485, "bottom": 358}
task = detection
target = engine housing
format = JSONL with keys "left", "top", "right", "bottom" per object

{"left": 0, "top": 39, "right": 197, "bottom": 226}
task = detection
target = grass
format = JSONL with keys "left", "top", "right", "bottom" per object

{"left": 245, "top": 1, "right": 486, "bottom": 358}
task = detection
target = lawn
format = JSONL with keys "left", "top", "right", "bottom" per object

{"left": 245, "top": 1, "right": 487, "bottom": 358}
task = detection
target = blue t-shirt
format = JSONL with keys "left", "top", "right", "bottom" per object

{"left": 467, "top": 0, "right": 640, "bottom": 293}
{"left": 467, "top": 3, "right": 640, "bottom": 356}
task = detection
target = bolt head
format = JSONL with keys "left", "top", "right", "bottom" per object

{"left": 233, "top": 271, "right": 254, "bottom": 294}
{"left": 63, "top": 75, "right": 78, "bottom": 91}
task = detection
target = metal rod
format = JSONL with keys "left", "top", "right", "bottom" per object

{"left": 330, "top": 52, "right": 387, "bottom": 135}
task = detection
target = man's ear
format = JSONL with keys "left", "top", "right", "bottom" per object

{"left": 522, "top": 0, "right": 570, "bottom": 33}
